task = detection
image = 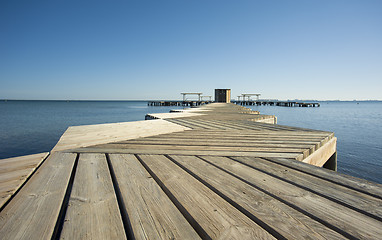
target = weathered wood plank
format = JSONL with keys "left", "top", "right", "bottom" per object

{"left": 0, "top": 152, "right": 76, "bottom": 240}
{"left": 0, "top": 180, "right": 20, "bottom": 196}
{"left": 117, "top": 139, "right": 317, "bottom": 149}
{"left": 109, "top": 154, "right": 200, "bottom": 240}
{"left": 138, "top": 154, "right": 276, "bottom": 239}
{"left": 71, "top": 147, "right": 304, "bottom": 160}
{"left": 302, "top": 137, "right": 337, "bottom": 167}
{"left": 0, "top": 152, "right": 49, "bottom": 208}
{"left": 233, "top": 156, "right": 382, "bottom": 220}
{"left": 174, "top": 119, "right": 234, "bottom": 130}
{"left": 122, "top": 138, "right": 322, "bottom": 148}
{"left": 148, "top": 135, "right": 330, "bottom": 142}
{"left": 265, "top": 157, "right": 382, "bottom": 199}
{"left": 168, "top": 119, "right": 328, "bottom": 133}
{"left": 147, "top": 135, "right": 331, "bottom": 142}
{"left": 170, "top": 154, "right": 345, "bottom": 239}
{"left": 164, "top": 127, "right": 328, "bottom": 133}
{"left": 165, "top": 118, "right": 216, "bottom": 130}
{"left": 191, "top": 119, "right": 282, "bottom": 130}
{"left": 158, "top": 130, "right": 332, "bottom": 138}
{"left": 96, "top": 143, "right": 310, "bottom": 155}
{"left": 0, "top": 168, "right": 37, "bottom": 184}
{"left": 181, "top": 119, "right": 249, "bottom": 130}
{"left": 60, "top": 153, "right": 126, "bottom": 240}
{"left": 52, "top": 119, "right": 190, "bottom": 152}
{"left": 115, "top": 140, "right": 317, "bottom": 156}
{"left": 0, "top": 152, "right": 48, "bottom": 174}
{"left": 122, "top": 133, "right": 327, "bottom": 140}
{"left": 201, "top": 155, "right": 382, "bottom": 239}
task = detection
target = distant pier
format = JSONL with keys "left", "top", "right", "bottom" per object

{"left": 148, "top": 100, "right": 212, "bottom": 107}
{"left": 148, "top": 100, "right": 320, "bottom": 107}
{"left": 233, "top": 100, "right": 320, "bottom": 107}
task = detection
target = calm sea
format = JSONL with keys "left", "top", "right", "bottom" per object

{"left": 0, "top": 100, "right": 182, "bottom": 159}
{"left": 0, "top": 100, "right": 381, "bottom": 184}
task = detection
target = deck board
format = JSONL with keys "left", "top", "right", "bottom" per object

{"left": 72, "top": 147, "right": 305, "bottom": 159}
{"left": 201, "top": 155, "right": 382, "bottom": 239}
{"left": 0, "top": 152, "right": 76, "bottom": 239}
{"left": 0, "top": 152, "right": 49, "bottom": 208}
{"left": 79, "top": 126, "right": 334, "bottom": 166}
{"left": 169, "top": 154, "right": 345, "bottom": 239}
{"left": 51, "top": 119, "right": 190, "bottom": 152}
{"left": 60, "top": 153, "right": 126, "bottom": 240}
{"left": 233, "top": 156, "right": 382, "bottom": 220}
{"left": 138, "top": 154, "right": 276, "bottom": 239}
{"left": 109, "top": 153, "right": 200, "bottom": 240}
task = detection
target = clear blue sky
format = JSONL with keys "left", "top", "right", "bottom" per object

{"left": 1, "top": 0, "right": 381, "bottom": 100}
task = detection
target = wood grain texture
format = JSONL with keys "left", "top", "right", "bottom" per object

{"left": 0, "top": 152, "right": 49, "bottom": 174}
{"left": 123, "top": 137, "right": 323, "bottom": 148}
{"left": 169, "top": 154, "right": 345, "bottom": 239}
{"left": 202, "top": 155, "right": 382, "bottom": 239}
{"left": 52, "top": 119, "right": 190, "bottom": 152}
{"left": 115, "top": 140, "right": 317, "bottom": 156}
{"left": 233, "top": 156, "right": 382, "bottom": 220}
{"left": 0, "top": 152, "right": 49, "bottom": 208}
{"left": 96, "top": 143, "right": 310, "bottom": 154}
{"left": 109, "top": 154, "right": 200, "bottom": 240}
{"left": 265, "top": 157, "right": 382, "bottom": 199}
{"left": 60, "top": 153, "right": 126, "bottom": 240}
{"left": 302, "top": 137, "right": 337, "bottom": 167}
{"left": 138, "top": 154, "right": 276, "bottom": 239}
{"left": 0, "top": 152, "right": 76, "bottom": 240}
{"left": 72, "top": 147, "right": 304, "bottom": 160}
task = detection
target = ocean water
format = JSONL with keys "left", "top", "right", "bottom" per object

{"left": 0, "top": 100, "right": 381, "bottom": 184}
{"left": 0, "top": 100, "right": 182, "bottom": 160}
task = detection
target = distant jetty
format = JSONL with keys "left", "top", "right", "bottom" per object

{"left": 148, "top": 99, "right": 320, "bottom": 107}
{"left": 232, "top": 100, "right": 320, "bottom": 107}
{"left": 148, "top": 89, "right": 320, "bottom": 107}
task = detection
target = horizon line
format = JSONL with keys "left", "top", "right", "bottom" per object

{"left": 1, "top": 99, "right": 382, "bottom": 102}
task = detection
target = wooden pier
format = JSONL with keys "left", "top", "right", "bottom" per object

{"left": 1, "top": 103, "right": 382, "bottom": 239}
{"left": 233, "top": 100, "right": 320, "bottom": 107}
{"left": 149, "top": 100, "right": 320, "bottom": 107}
{"left": 148, "top": 100, "right": 212, "bottom": 107}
